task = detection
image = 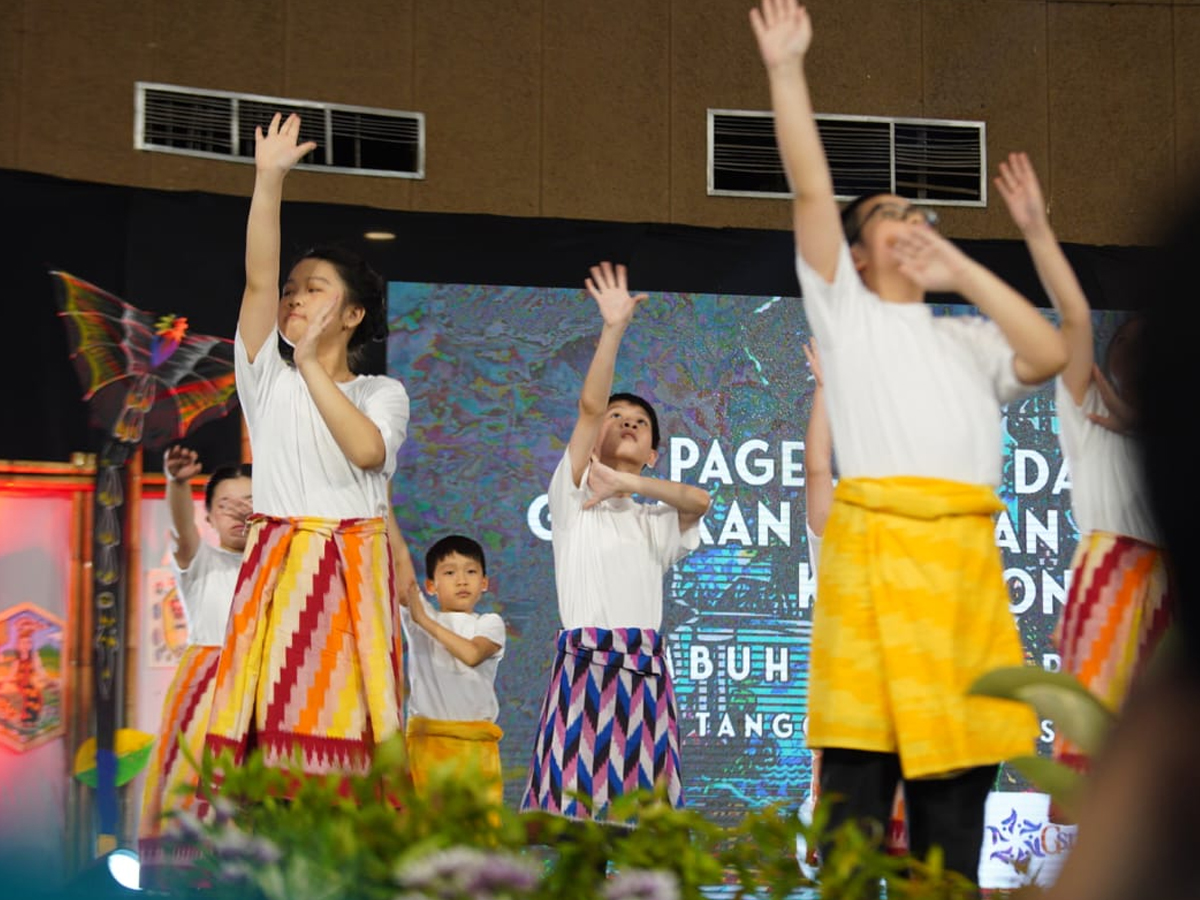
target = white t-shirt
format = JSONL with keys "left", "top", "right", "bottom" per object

{"left": 173, "top": 540, "right": 242, "bottom": 647}
{"left": 548, "top": 450, "right": 702, "bottom": 630}
{"left": 1055, "top": 378, "right": 1159, "bottom": 545}
{"left": 796, "top": 244, "right": 1031, "bottom": 486}
{"left": 401, "top": 605, "right": 505, "bottom": 722}
{"left": 234, "top": 330, "right": 410, "bottom": 519}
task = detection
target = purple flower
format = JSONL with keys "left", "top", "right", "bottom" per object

{"left": 602, "top": 870, "right": 681, "bottom": 900}
{"left": 395, "top": 847, "right": 539, "bottom": 899}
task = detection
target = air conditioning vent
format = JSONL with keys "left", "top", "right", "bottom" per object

{"left": 136, "top": 82, "right": 424, "bottom": 179}
{"left": 708, "top": 110, "right": 985, "bottom": 206}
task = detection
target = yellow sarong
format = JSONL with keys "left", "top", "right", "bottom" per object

{"left": 808, "top": 477, "right": 1038, "bottom": 778}
{"left": 406, "top": 715, "right": 503, "bottom": 805}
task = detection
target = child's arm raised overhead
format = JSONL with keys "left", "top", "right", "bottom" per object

{"left": 163, "top": 445, "right": 203, "bottom": 568}
{"left": 239, "top": 113, "right": 317, "bottom": 362}
{"left": 995, "top": 152, "right": 1093, "bottom": 403}
{"left": 890, "top": 227, "right": 1069, "bottom": 385}
{"left": 750, "top": 0, "right": 843, "bottom": 282}
{"left": 406, "top": 583, "right": 502, "bottom": 668}
{"left": 566, "top": 262, "right": 647, "bottom": 487}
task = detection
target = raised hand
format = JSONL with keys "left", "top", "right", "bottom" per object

{"left": 292, "top": 294, "right": 342, "bottom": 369}
{"left": 890, "top": 227, "right": 973, "bottom": 294}
{"left": 583, "top": 455, "right": 631, "bottom": 509}
{"left": 254, "top": 112, "right": 318, "bottom": 176}
{"left": 750, "top": 0, "right": 812, "bottom": 70}
{"left": 802, "top": 338, "right": 824, "bottom": 387}
{"left": 585, "top": 261, "right": 647, "bottom": 329}
{"left": 164, "top": 445, "right": 202, "bottom": 483}
{"left": 995, "top": 151, "right": 1049, "bottom": 234}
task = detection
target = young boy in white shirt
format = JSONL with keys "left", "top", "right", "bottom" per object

{"left": 403, "top": 535, "right": 506, "bottom": 803}
{"left": 751, "top": 0, "right": 1066, "bottom": 878}
{"left": 520, "top": 261, "right": 710, "bottom": 823}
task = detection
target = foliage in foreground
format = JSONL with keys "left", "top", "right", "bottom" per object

{"left": 164, "top": 737, "right": 982, "bottom": 900}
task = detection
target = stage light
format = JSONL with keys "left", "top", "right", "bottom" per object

{"left": 56, "top": 849, "right": 142, "bottom": 898}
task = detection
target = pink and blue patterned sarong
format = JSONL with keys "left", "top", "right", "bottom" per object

{"left": 520, "top": 627, "right": 683, "bottom": 823}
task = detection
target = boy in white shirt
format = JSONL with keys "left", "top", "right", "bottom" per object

{"left": 519, "top": 261, "right": 710, "bottom": 823}
{"left": 751, "top": 0, "right": 1066, "bottom": 879}
{"left": 403, "top": 535, "right": 505, "bottom": 803}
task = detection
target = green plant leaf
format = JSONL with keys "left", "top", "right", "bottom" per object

{"left": 969, "top": 665, "right": 1115, "bottom": 755}
{"left": 1007, "top": 755, "right": 1085, "bottom": 822}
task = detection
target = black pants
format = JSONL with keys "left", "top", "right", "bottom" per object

{"left": 818, "top": 748, "right": 997, "bottom": 881}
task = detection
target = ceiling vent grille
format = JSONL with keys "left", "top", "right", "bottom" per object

{"left": 708, "top": 110, "right": 985, "bottom": 206}
{"left": 135, "top": 82, "right": 424, "bottom": 179}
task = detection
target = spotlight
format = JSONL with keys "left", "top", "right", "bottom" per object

{"left": 57, "top": 849, "right": 142, "bottom": 898}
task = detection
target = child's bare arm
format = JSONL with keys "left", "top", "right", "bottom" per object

{"left": 386, "top": 509, "right": 418, "bottom": 604}
{"left": 583, "top": 457, "right": 710, "bottom": 532}
{"left": 750, "top": 0, "right": 843, "bottom": 282}
{"left": 407, "top": 585, "right": 502, "bottom": 668}
{"left": 891, "top": 228, "right": 1068, "bottom": 384}
{"left": 802, "top": 341, "right": 833, "bottom": 536}
{"left": 240, "top": 113, "right": 317, "bottom": 361}
{"left": 995, "top": 152, "right": 1093, "bottom": 403}
{"left": 291, "top": 300, "right": 389, "bottom": 469}
{"left": 566, "top": 262, "right": 647, "bottom": 486}
{"left": 163, "top": 446, "right": 203, "bottom": 568}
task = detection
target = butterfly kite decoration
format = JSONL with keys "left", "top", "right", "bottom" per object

{"left": 52, "top": 271, "right": 239, "bottom": 854}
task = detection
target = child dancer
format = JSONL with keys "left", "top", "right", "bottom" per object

{"left": 204, "top": 113, "right": 410, "bottom": 780}
{"left": 752, "top": 0, "right": 1064, "bottom": 877}
{"left": 139, "top": 448, "right": 250, "bottom": 888}
{"left": 402, "top": 535, "right": 505, "bottom": 805}
{"left": 521, "top": 262, "right": 710, "bottom": 822}
{"left": 995, "top": 151, "right": 1173, "bottom": 780}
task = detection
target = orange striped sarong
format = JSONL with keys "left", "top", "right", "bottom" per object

{"left": 406, "top": 716, "right": 503, "bottom": 806}
{"left": 138, "top": 644, "right": 220, "bottom": 888}
{"left": 204, "top": 515, "right": 403, "bottom": 778}
{"left": 808, "top": 477, "right": 1038, "bottom": 778}
{"left": 1054, "top": 531, "right": 1173, "bottom": 770}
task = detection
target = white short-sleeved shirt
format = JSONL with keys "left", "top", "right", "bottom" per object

{"left": 806, "top": 521, "right": 823, "bottom": 580}
{"left": 173, "top": 540, "right": 242, "bottom": 647}
{"left": 548, "top": 450, "right": 702, "bottom": 630}
{"left": 796, "top": 244, "right": 1032, "bottom": 486}
{"left": 1055, "top": 378, "right": 1159, "bottom": 545}
{"left": 234, "top": 330, "right": 410, "bottom": 519}
{"left": 401, "top": 606, "right": 505, "bottom": 722}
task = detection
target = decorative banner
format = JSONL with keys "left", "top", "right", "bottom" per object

{"left": 144, "top": 567, "right": 189, "bottom": 669}
{"left": 0, "top": 603, "right": 65, "bottom": 753}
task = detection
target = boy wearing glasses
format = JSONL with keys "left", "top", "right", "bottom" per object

{"left": 751, "top": 0, "right": 1067, "bottom": 880}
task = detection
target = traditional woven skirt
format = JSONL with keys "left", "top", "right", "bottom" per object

{"left": 406, "top": 715, "right": 504, "bottom": 805}
{"left": 520, "top": 627, "right": 682, "bottom": 822}
{"left": 1054, "top": 530, "right": 1173, "bottom": 770}
{"left": 138, "top": 644, "right": 220, "bottom": 888}
{"left": 204, "top": 515, "right": 403, "bottom": 778}
{"left": 808, "top": 477, "right": 1038, "bottom": 778}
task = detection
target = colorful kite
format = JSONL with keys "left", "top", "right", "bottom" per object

{"left": 53, "top": 271, "right": 238, "bottom": 854}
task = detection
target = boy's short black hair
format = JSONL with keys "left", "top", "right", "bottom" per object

{"left": 608, "top": 392, "right": 661, "bottom": 449}
{"left": 425, "top": 534, "right": 487, "bottom": 579}
{"left": 840, "top": 193, "right": 888, "bottom": 244}
{"left": 204, "top": 463, "right": 253, "bottom": 511}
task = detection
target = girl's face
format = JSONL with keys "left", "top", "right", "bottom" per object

{"left": 278, "top": 258, "right": 361, "bottom": 346}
